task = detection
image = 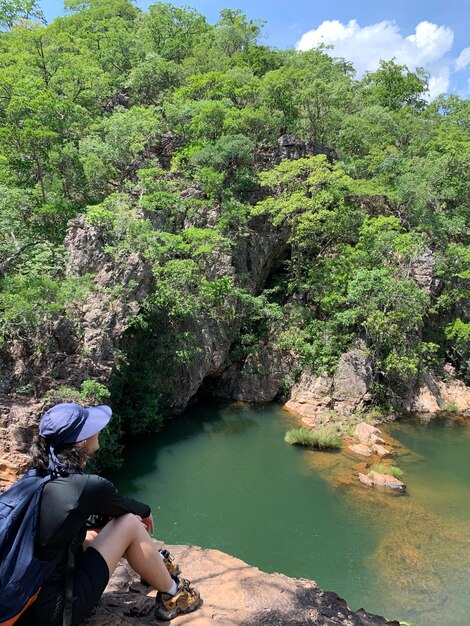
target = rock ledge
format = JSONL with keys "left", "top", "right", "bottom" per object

{"left": 84, "top": 543, "right": 400, "bottom": 626}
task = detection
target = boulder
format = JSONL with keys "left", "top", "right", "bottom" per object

{"left": 372, "top": 444, "right": 392, "bottom": 457}
{"left": 358, "top": 473, "right": 375, "bottom": 487}
{"left": 332, "top": 349, "right": 373, "bottom": 414}
{"left": 284, "top": 349, "right": 373, "bottom": 421}
{"left": 284, "top": 371, "right": 333, "bottom": 423}
{"left": 368, "top": 471, "right": 405, "bottom": 491}
{"left": 354, "top": 423, "right": 382, "bottom": 444}
{"left": 348, "top": 444, "right": 373, "bottom": 457}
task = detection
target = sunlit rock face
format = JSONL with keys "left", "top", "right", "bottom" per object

{"left": 85, "top": 542, "right": 400, "bottom": 626}
{"left": 284, "top": 348, "right": 372, "bottom": 424}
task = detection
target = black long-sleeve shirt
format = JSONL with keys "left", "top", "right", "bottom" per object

{"left": 37, "top": 473, "right": 151, "bottom": 561}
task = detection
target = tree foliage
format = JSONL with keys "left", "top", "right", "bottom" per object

{"left": 0, "top": 1, "right": 467, "bottom": 446}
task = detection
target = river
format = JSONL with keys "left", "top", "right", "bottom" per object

{"left": 111, "top": 403, "right": 470, "bottom": 626}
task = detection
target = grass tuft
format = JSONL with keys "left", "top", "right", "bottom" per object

{"left": 369, "top": 463, "right": 405, "bottom": 479}
{"left": 284, "top": 427, "right": 342, "bottom": 450}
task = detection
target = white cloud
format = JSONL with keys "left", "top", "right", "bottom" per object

{"left": 455, "top": 47, "right": 470, "bottom": 71}
{"left": 296, "top": 19, "right": 465, "bottom": 99}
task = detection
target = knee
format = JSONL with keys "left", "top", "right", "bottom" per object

{"left": 115, "top": 513, "right": 144, "bottom": 537}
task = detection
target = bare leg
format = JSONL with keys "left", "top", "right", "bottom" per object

{"left": 83, "top": 529, "right": 99, "bottom": 551}
{"left": 88, "top": 513, "right": 173, "bottom": 592}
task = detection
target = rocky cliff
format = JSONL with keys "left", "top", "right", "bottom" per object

{"left": 1, "top": 183, "right": 469, "bottom": 473}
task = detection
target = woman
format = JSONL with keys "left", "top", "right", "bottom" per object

{"left": 17, "top": 402, "right": 201, "bottom": 625}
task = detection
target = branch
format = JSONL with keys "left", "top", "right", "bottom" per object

{"left": 0, "top": 240, "right": 47, "bottom": 278}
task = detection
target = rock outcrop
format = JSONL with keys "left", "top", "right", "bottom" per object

{"left": 347, "top": 424, "right": 393, "bottom": 460}
{"left": 84, "top": 543, "right": 399, "bottom": 626}
{"left": 358, "top": 471, "right": 405, "bottom": 491}
{"left": 411, "top": 365, "right": 470, "bottom": 416}
{"left": 209, "top": 340, "right": 294, "bottom": 403}
{"left": 0, "top": 397, "right": 44, "bottom": 488}
{"left": 284, "top": 349, "right": 372, "bottom": 425}
{"left": 285, "top": 348, "right": 470, "bottom": 423}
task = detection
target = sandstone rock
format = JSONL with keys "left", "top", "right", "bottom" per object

{"left": 284, "top": 349, "right": 373, "bottom": 421}
{"left": 332, "top": 349, "right": 372, "bottom": 415}
{"left": 354, "top": 423, "right": 382, "bottom": 444}
{"left": 0, "top": 398, "right": 44, "bottom": 488}
{"left": 349, "top": 444, "right": 372, "bottom": 457}
{"left": 284, "top": 371, "right": 333, "bottom": 423}
{"left": 412, "top": 369, "right": 470, "bottom": 416}
{"left": 372, "top": 444, "right": 392, "bottom": 457}
{"left": 358, "top": 473, "right": 375, "bottom": 487}
{"left": 83, "top": 543, "right": 399, "bottom": 626}
{"left": 368, "top": 471, "right": 405, "bottom": 491}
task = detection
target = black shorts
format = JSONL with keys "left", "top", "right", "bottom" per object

{"left": 17, "top": 547, "right": 110, "bottom": 626}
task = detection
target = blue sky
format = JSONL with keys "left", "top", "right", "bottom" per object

{"left": 40, "top": 0, "right": 470, "bottom": 98}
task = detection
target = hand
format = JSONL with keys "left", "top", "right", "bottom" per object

{"left": 140, "top": 513, "right": 154, "bottom": 534}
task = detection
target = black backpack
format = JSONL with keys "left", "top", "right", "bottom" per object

{"left": 0, "top": 469, "right": 74, "bottom": 626}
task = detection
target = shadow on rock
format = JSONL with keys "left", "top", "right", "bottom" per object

{"left": 239, "top": 586, "right": 400, "bottom": 626}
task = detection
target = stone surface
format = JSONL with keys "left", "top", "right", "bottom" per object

{"left": 332, "top": 350, "right": 373, "bottom": 414}
{"left": 412, "top": 367, "right": 470, "bottom": 416}
{"left": 358, "top": 473, "right": 375, "bottom": 487}
{"left": 284, "top": 349, "right": 373, "bottom": 422}
{"left": 83, "top": 544, "right": 399, "bottom": 626}
{"left": 284, "top": 371, "right": 333, "bottom": 423}
{"left": 0, "top": 397, "right": 43, "bottom": 481}
{"left": 348, "top": 444, "right": 373, "bottom": 457}
{"left": 354, "top": 423, "right": 382, "bottom": 445}
{"left": 367, "top": 472, "right": 405, "bottom": 491}
{"left": 372, "top": 444, "right": 391, "bottom": 457}
{"left": 409, "top": 249, "right": 438, "bottom": 296}
{"left": 211, "top": 341, "right": 294, "bottom": 403}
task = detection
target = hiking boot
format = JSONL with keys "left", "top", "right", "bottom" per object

{"left": 141, "top": 549, "right": 181, "bottom": 586}
{"left": 155, "top": 578, "right": 202, "bottom": 621}
{"left": 159, "top": 549, "right": 181, "bottom": 577}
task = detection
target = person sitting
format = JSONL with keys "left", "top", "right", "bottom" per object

{"left": 16, "top": 402, "right": 201, "bottom": 625}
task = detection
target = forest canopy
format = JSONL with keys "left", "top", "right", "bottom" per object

{"left": 0, "top": 0, "right": 468, "bottom": 428}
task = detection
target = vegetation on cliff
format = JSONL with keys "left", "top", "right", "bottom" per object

{"left": 0, "top": 0, "right": 468, "bottom": 456}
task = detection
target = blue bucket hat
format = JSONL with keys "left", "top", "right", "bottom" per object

{"left": 39, "top": 402, "right": 112, "bottom": 473}
{"left": 40, "top": 403, "right": 112, "bottom": 444}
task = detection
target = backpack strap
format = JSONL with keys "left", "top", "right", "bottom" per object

{"left": 27, "top": 467, "right": 76, "bottom": 626}
{"left": 63, "top": 546, "right": 75, "bottom": 626}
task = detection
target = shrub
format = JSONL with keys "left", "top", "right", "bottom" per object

{"left": 442, "top": 402, "right": 459, "bottom": 413}
{"left": 284, "top": 427, "right": 342, "bottom": 449}
{"left": 44, "top": 380, "right": 110, "bottom": 405}
{"left": 369, "top": 464, "right": 405, "bottom": 479}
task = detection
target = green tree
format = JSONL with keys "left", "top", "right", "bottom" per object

{"left": 0, "top": 0, "right": 44, "bottom": 30}
{"left": 214, "top": 9, "right": 264, "bottom": 56}
{"left": 362, "top": 59, "right": 428, "bottom": 111}
{"left": 254, "top": 155, "right": 361, "bottom": 285}
{"left": 135, "top": 2, "right": 209, "bottom": 64}
{"left": 79, "top": 105, "right": 160, "bottom": 195}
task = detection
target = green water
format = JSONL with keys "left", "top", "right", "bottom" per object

{"left": 112, "top": 404, "right": 470, "bottom": 626}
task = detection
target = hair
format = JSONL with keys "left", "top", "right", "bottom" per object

{"left": 29, "top": 435, "right": 90, "bottom": 474}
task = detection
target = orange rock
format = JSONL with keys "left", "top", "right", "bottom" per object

{"left": 354, "top": 422, "right": 382, "bottom": 444}
{"left": 372, "top": 444, "right": 391, "bottom": 457}
{"left": 368, "top": 471, "right": 405, "bottom": 490}
{"left": 358, "top": 473, "right": 375, "bottom": 487}
{"left": 348, "top": 443, "right": 372, "bottom": 457}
